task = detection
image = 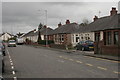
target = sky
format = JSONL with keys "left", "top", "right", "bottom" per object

{"left": 0, "top": 0, "right": 119, "bottom": 34}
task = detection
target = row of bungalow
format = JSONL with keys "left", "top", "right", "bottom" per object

{"left": 22, "top": 7, "right": 120, "bottom": 56}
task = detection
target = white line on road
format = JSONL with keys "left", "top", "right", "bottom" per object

{"left": 13, "top": 77, "right": 17, "bottom": 80}
{"left": 113, "top": 71, "right": 120, "bottom": 74}
{"left": 10, "top": 62, "right": 13, "bottom": 66}
{"left": 97, "top": 66, "right": 107, "bottom": 70}
{"left": 12, "top": 71, "right": 15, "bottom": 75}
{"left": 76, "top": 60, "right": 83, "bottom": 63}
{"left": 86, "top": 63, "right": 93, "bottom": 66}
{"left": 11, "top": 66, "right": 14, "bottom": 69}
{"left": 10, "top": 60, "right": 13, "bottom": 63}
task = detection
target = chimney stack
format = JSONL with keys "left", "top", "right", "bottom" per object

{"left": 66, "top": 20, "right": 70, "bottom": 24}
{"left": 110, "top": 7, "right": 117, "bottom": 16}
{"left": 58, "top": 22, "right": 62, "bottom": 27}
{"left": 43, "top": 25, "right": 47, "bottom": 28}
{"left": 93, "top": 15, "right": 98, "bottom": 21}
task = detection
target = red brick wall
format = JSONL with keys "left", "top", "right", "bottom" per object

{"left": 94, "top": 30, "right": 120, "bottom": 56}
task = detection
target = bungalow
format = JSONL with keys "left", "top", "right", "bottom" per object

{"left": 52, "top": 20, "right": 95, "bottom": 47}
{"left": 22, "top": 26, "right": 53, "bottom": 43}
{"left": 0, "top": 32, "right": 14, "bottom": 41}
{"left": 53, "top": 20, "right": 80, "bottom": 47}
{"left": 87, "top": 7, "right": 120, "bottom": 56}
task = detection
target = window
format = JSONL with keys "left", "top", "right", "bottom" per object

{"left": 76, "top": 34, "right": 79, "bottom": 42}
{"left": 107, "top": 32, "right": 112, "bottom": 45}
{"left": 114, "top": 31, "right": 119, "bottom": 45}
{"left": 76, "top": 37, "right": 79, "bottom": 42}
{"left": 61, "top": 35, "right": 64, "bottom": 42}
{"left": 72, "top": 35, "right": 74, "bottom": 42}
{"left": 95, "top": 33, "right": 100, "bottom": 42}
{"left": 104, "top": 32, "right": 106, "bottom": 45}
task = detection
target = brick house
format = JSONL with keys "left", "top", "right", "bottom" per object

{"left": 87, "top": 7, "right": 120, "bottom": 56}
{"left": 53, "top": 20, "right": 81, "bottom": 47}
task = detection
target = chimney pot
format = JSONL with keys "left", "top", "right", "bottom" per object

{"left": 66, "top": 20, "right": 70, "bottom": 24}
{"left": 58, "top": 22, "right": 62, "bottom": 27}
{"left": 93, "top": 15, "right": 98, "bottom": 21}
{"left": 44, "top": 25, "right": 47, "bottom": 28}
{"left": 110, "top": 7, "right": 117, "bottom": 16}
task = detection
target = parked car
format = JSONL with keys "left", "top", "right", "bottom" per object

{"left": 75, "top": 40, "right": 94, "bottom": 51}
{"left": 8, "top": 40, "right": 16, "bottom": 47}
{"left": 0, "top": 40, "right": 5, "bottom": 56}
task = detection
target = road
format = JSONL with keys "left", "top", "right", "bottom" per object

{"left": 2, "top": 45, "right": 119, "bottom": 79}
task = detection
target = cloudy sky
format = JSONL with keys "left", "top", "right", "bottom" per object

{"left": 0, "top": 0, "right": 119, "bottom": 34}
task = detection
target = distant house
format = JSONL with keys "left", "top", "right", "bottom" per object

{"left": 0, "top": 32, "right": 14, "bottom": 41}
{"left": 22, "top": 26, "right": 54, "bottom": 43}
{"left": 87, "top": 7, "right": 120, "bottom": 56}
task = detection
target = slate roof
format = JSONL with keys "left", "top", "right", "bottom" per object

{"left": 53, "top": 23, "right": 80, "bottom": 34}
{"left": 22, "top": 27, "right": 54, "bottom": 37}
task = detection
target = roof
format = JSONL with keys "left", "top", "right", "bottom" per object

{"left": 53, "top": 23, "right": 80, "bottom": 34}
{"left": 84, "top": 13, "right": 120, "bottom": 32}
{"left": 22, "top": 27, "right": 54, "bottom": 37}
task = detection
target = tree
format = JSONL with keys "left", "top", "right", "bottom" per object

{"left": 80, "top": 18, "right": 90, "bottom": 26}
{"left": 37, "top": 23, "right": 43, "bottom": 44}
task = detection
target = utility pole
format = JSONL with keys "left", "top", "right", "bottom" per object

{"left": 45, "top": 10, "right": 48, "bottom": 47}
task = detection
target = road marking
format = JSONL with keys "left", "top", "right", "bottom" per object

{"left": 10, "top": 60, "right": 13, "bottom": 63}
{"left": 113, "top": 71, "right": 120, "bottom": 74}
{"left": 13, "top": 77, "right": 17, "bottom": 80}
{"left": 7, "top": 48, "right": 17, "bottom": 80}
{"left": 63, "top": 57, "right": 68, "bottom": 60}
{"left": 11, "top": 66, "right": 14, "bottom": 69}
{"left": 12, "top": 71, "right": 15, "bottom": 75}
{"left": 84, "top": 56, "right": 88, "bottom": 57}
{"left": 76, "top": 60, "right": 83, "bottom": 63}
{"left": 11, "top": 62, "right": 13, "bottom": 66}
{"left": 69, "top": 59, "right": 74, "bottom": 61}
{"left": 86, "top": 63, "right": 93, "bottom": 66}
{"left": 59, "top": 56, "right": 63, "bottom": 58}
{"left": 97, "top": 66, "right": 107, "bottom": 70}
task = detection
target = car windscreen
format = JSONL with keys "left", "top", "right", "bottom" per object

{"left": 85, "top": 41, "right": 93, "bottom": 44}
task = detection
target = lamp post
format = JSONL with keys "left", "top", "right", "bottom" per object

{"left": 38, "top": 10, "right": 48, "bottom": 47}
{"left": 45, "top": 10, "right": 48, "bottom": 47}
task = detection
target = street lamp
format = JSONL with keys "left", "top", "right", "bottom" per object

{"left": 38, "top": 10, "right": 48, "bottom": 47}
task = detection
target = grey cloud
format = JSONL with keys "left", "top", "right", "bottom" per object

{"left": 2, "top": 2, "right": 118, "bottom": 34}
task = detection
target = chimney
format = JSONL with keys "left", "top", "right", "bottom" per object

{"left": 110, "top": 7, "right": 117, "bottom": 16}
{"left": 58, "top": 22, "right": 62, "bottom": 27}
{"left": 66, "top": 20, "right": 70, "bottom": 24}
{"left": 93, "top": 15, "right": 98, "bottom": 21}
{"left": 43, "top": 25, "right": 47, "bottom": 28}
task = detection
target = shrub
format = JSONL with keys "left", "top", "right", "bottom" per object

{"left": 38, "top": 40, "right": 54, "bottom": 45}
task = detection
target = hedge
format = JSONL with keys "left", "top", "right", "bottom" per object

{"left": 38, "top": 40, "right": 54, "bottom": 45}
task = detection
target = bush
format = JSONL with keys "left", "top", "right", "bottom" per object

{"left": 38, "top": 40, "right": 54, "bottom": 45}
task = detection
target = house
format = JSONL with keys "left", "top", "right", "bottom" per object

{"left": 22, "top": 26, "right": 54, "bottom": 43}
{"left": 0, "top": 32, "right": 14, "bottom": 41}
{"left": 52, "top": 20, "right": 95, "bottom": 47}
{"left": 53, "top": 20, "right": 82, "bottom": 47}
{"left": 86, "top": 7, "right": 120, "bottom": 56}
